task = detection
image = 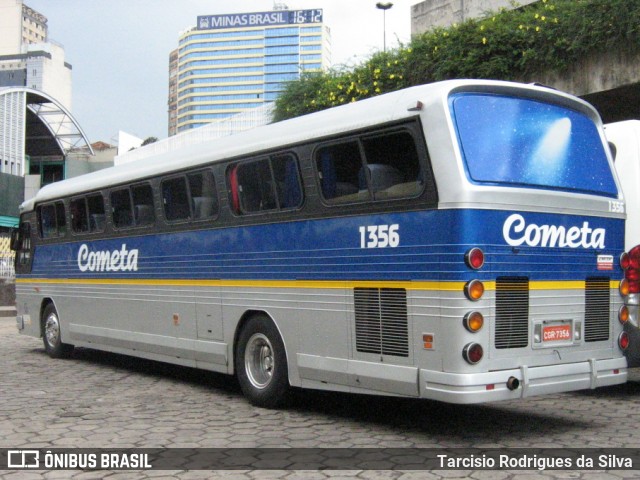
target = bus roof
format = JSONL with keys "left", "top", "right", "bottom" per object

{"left": 21, "top": 79, "right": 591, "bottom": 212}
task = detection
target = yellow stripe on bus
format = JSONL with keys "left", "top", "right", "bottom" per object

{"left": 15, "top": 278, "right": 620, "bottom": 291}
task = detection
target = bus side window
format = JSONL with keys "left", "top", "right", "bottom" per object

{"left": 70, "top": 198, "right": 89, "bottom": 233}
{"left": 361, "top": 131, "right": 423, "bottom": 200}
{"left": 15, "top": 221, "right": 32, "bottom": 272}
{"left": 188, "top": 170, "right": 218, "bottom": 220}
{"left": 37, "top": 201, "right": 66, "bottom": 239}
{"left": 131, "top": 183, "right": 155, "bottom": 226}
{"left": 111, "top": 188, "right": 134, "bottom": 229}
{"left": 162, "top": 177, "right": 191, "bottom": 221}
{"left": 272, "top": 154, "right": 302, "bottom": 209}
{"left": 235, "top": 159, "right": 277, "bottom": 213}
{"left": 55, "top": 202, "right": 66, "bottom": 236}
{"left": 87, "top": 194, "right": 106, "bottom": 232}
{"left": 315, "top": 141, "right": 363, "bottom": 203}
{"left": 38, "top": 204, "right": 56, "bottom": 238}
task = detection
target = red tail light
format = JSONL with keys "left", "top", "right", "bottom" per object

{"left": 465, "top": 248, "right": 485, "bottom": 270}
{"left": 623, "top": 245, "right": 640, "bottom": 294}
{"left": 628, "top": 245, "right": 640, "bottom": 269}
{"left": 619, "top": 332, "right": 630, "bottom": 350}
{"left": 463, "top": 343, "right": 483, "bottom": 364}
{"left": 620, "top": 252, "right": 630, "bottom": 270}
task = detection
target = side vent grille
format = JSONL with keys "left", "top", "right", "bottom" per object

{"left": 354, "top": 288, "right": 409, "bottom": 357}
{"left": 495, "top": 277, "right": 530, "bottom": 349}
{"left": 585, "top": 277, "right": 610, "bottom": 342}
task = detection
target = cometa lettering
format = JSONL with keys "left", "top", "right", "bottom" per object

{"left": 77, "top": 244, "right": 139, "bottom": 272}
{"left": 503, "top": 213, "right": 606, "bottom": 249}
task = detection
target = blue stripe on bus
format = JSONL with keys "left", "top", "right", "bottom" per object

{"left": 26, "top": 209, "right": 625, "bottom": 282}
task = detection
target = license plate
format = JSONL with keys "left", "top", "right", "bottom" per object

{"left": 543, "top": 323, "right": 572, "bottom": 342}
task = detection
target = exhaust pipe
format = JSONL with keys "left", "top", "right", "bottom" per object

{"left": 507, "top": 376, "right": 520, "bottom": 391}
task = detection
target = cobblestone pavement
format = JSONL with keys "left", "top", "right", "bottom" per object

{"left": 1, "top": 317, "right": 639, "bottom": 479}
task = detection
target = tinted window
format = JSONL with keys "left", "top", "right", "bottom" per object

{"left": 316, "top": 141, "right": 361, "bottom": 203}
{"left": 272, "top": 154, "right": 303, "bottom": 209}
{"left": 111, "top": 189, "right": 133, "bottom": 228}
{"left": 362, "top": 131, "right": 423, "bottom": 200}
{"left": 162, "top": 177, "right": 191, "bottom": 221}
{"left": 163, "top": 170, "right": 218, "bottom": 222}
{"left": 38, "top": 202, "right": 66, "bottom": 238}
{"left": 70, "top": 198, "right": 89, "bottom": 233}
{"left": 316, "top": 130, "right": 423, "bottom": 204}
{"left": 16, "top": 222, "right": 32, "bottom": 271}
{"left": 450, "top": 93, "right": 618, "bottom": 197}
{"left": 228, "top": 154, "right": 302, "bottom": 214}
{"left": 188, "top": 170, "right": 218, "bottom": 220}
{"left": 87, "top": 194, "right": 106, "bottom": 232}
{"left": 131, "top": 184, "right": 155, "bottom": 226}
{"left": 233, "top": 159, "right": 276, "bottom": 213}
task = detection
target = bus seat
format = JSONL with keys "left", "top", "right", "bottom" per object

{"left": 193, "top": 196, "right": 215, "bottom": 218}
{"left": 319, "top": 151, "right": 337, "bottom": 199}
{"left": 134, "top": 204, "right": 154, "bottom": 225}
{"left": 365, "top": 164, "right": 404, "bottom": 193}
{"left": 89, "top": 214, "right": 106, "bottom": 231}
{"left": 335, "top": 182, "right": 358, "bottom": 197}
{"left": 115, "top": 209, "right": 133, "bottom": 228}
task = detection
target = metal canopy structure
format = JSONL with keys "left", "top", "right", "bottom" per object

{"left": 0, "top": 86, "right": 94, "bottom": 176}
{"left": 23, "top": 87, "right": 94, "bottom": 156}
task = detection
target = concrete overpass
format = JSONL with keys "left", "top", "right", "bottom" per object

{"left": 411, "top": 0, "right": 640, "bottom": 124}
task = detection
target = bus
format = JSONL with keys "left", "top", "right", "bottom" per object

{"left": 605, "top": 120, "right": 640, "bottom": 367}
{"left": 12, "top": 80, "right": 629, "bottom": 408}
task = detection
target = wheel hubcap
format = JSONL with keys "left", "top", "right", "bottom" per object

{"left": 45, "top": 313, "right": 60, "bottom": 347}
{"left": 245, "top": 333, "right": 274, "bottom": 389}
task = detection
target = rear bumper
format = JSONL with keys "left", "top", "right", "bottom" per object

{"left": 421, "top": 357, "right": 628, "bottom": 404}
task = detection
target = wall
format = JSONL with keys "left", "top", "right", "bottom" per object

{"left": 0, "top": 172, "right": 24, "bottom": 218}
{"left": 411, "top": 0, "right": 537, "bottom": 33}
{"left": 0, "top": 0, "right": 22, "bottom": 56}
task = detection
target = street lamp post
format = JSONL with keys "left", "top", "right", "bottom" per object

{"left": 376, "top": 2, "right": 393, "bottom": 53}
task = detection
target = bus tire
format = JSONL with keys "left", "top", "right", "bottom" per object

{"left": 42, "top": 303, "right": 74, "bottom": 359}
{"left": 235, "top": 314, "right": 290, "bottom": 408}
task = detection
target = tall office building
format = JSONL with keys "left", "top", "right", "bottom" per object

{"left": 0, "top": 0, "right": 94, "bottom": 245}
{"left": 0, "top": 0, "right": 72, "bottom": 108}
{"left": 170, "top": 7, "right": 330, "bottom": 135}
{"left": 0, "top": 0, "right": 48, "bottom": 55}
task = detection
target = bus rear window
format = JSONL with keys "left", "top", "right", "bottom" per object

{"left": 450, "top": 93, "right": 618, "bottom": 198}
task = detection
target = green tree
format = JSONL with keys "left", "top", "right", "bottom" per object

{"left": 275, "top": 0, "right": 640, "bottom": 121}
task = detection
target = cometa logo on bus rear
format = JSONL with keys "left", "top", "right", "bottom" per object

{"left": 502, "top": 214, "right": 606, "bottom": 249}
{"left": 77, "top": 244, "right": 139, "bottom": 272}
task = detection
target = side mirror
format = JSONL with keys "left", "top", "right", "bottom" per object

{"left": 9, "top": 227, "right": 22, "bottom": 251}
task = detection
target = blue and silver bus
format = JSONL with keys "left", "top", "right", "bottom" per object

{"left": 12, "top": 80, "right": 629, "bottom": 407}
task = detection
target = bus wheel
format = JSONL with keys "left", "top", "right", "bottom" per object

{"left": 42, "top": 303, "right": 74, "bottom": 359}
{"left": 235, "top": 314, "right": 290, "bottom": 408}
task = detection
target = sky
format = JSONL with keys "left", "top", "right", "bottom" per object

{"left": 25, "top": 0, "right": 417, "bottom": 145}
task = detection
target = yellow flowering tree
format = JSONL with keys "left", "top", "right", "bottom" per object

{"left": 275, "top": 0, "right": 640, "bottom": 121}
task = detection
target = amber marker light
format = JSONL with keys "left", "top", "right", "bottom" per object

{"left": 620, "top": 278, "right": 630, "bottom": 297}
{"left": 619, "top": 305, "right": 630, "bottom": 324}
{"left": 464, "top": 280, "right": 485, "bottom": 301}
{"left": 463, "top": 311, "right": 484, "bottom": 332}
